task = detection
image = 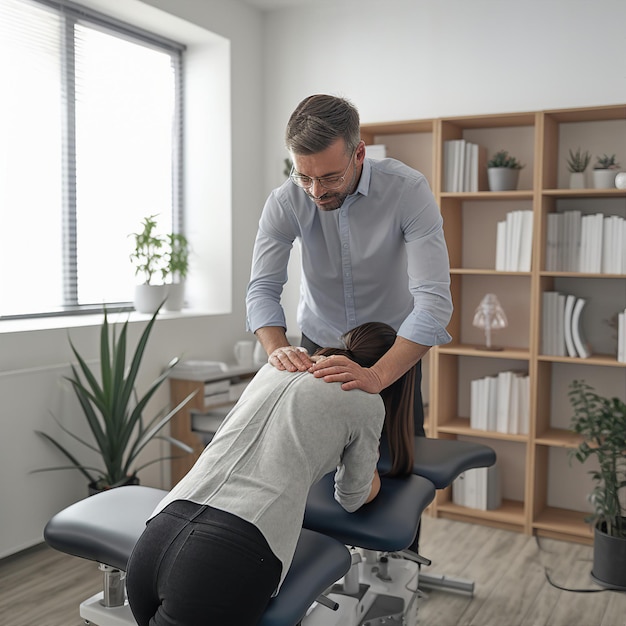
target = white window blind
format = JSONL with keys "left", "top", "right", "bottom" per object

{"left": 0, "top": 0, "right": 184, "bottom": 317}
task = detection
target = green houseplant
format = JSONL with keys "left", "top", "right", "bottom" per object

{"left": 566, "top": 147, "right": 591, "bottom": 189}
{"left": 487, "top": 149, "right": 525, "bottom": 191}
{"left": 130, "top": 216, "right": 191, "bottom": 313}
{"left": 592, "top": 154, "right": 621, "bottom": 189}
{"left": 568, "top": 379, "right": 626, "bottom": 589}
{"left": 34, "top": 306, "right": 193, "bottom": 492}
{"left": 163, "top": 232, "right": 190, "bottom": 311}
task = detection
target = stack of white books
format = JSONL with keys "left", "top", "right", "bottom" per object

{"left": 365, "top": 144, "right": 387, "bottom": 160}
{"left": 495, "top": 210, "right": 533, "bottom": 271}
{"left": 545, "top": 210, "right": 625, "bottom": 273}
{"left": 470, "top": 370, "right": 530, "bottom": 435}
{"left": 542, "top": 292, "right": 591, "bottom": 358}
{"left": 443, "top": 139, "right": 486, "bottom": 192}
{"left": 452, "top": 464, "right": 501, "bottom": 511}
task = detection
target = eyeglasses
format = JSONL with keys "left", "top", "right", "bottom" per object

{"left": 290, "top": 150, "right": 356, "bottom": 191}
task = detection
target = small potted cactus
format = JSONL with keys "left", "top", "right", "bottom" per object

{"left": 487, "top": 149, "right": 525, "bottom": 191}
{"left": 566, "top": 147, "right": 591, "bottom": 189}
{"left": 592, "top": 154, "right": 621, "bottom": 189}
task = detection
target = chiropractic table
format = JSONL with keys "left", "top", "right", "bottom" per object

{"left": 44, "top": 437, "right": 495, "bottom": 626}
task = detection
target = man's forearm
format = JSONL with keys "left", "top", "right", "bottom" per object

{"left": 254, "top": 326, "right": 290, "bottom": 356}
{"left": 371, "top": 336, "right": 430, "bottom": 390}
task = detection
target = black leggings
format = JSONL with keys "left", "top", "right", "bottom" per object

{"left": 126, "top": 500, "right": 282, "bottom": 626}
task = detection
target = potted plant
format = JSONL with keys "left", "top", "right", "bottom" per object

{"left": 34, "top": 306, "right": 194, "bottom": 493}
{"left": 568, "top": 379, "right": 626, "bottom": 589}
{"left": 163, "top": 232, "right": 190, "bottom": 312}
{"left": 487, "top": 149, "right": 525, "bottom": 191}
{"left": 130, "top": 215, "right": 168, "bottom": 313}
{"left": 566, "top": 147, "right": 591, "bottom": 189}
{"left": 592, "top": 154, "right": 621, "bottom": 189}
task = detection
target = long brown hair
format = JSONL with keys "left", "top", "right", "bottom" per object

{"left": 315, "top": 322, "right": 415, "bottom": 477}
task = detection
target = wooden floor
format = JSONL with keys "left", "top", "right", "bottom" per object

{"left": 1, "top": 516, "right": 625, "bottom": 626}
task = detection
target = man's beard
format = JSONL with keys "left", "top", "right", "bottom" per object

{"left": 306, "top": 189, "right": 350, "bottom": 211}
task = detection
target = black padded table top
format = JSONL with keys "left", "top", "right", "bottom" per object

{"left": 378, "top": 436, "right": 496, "bottom": 489}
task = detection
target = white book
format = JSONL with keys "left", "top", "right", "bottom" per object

{"left": 455, "top": 139, "right": 466, "bottom": 193}
{"left": 563, "top": 294, "right": 577, "bottom": 357}
{"left": 508, "top": 374, "right": 521, "bottom": 434}
{"left": 602, "top": 216, "right": 612, "bottom": 274}
{"left": 463, "top": 141, "right": 473, "bottom": 192}
{"left": 571, "top": 297, "right": 591, "bottom": 358}
{"left": 443, "top": 141, "right": 453, "bottom": 192}
{"left": 452, "top": 472, "right": 466, "bottom": 507}
{"left": 506, "top": 211, "right": 523, "bottom": 271}
{"left": 486, "top": 376, "right": 498, "bottom": 432}
{"left": 518, "top": 376, "right": 530, "bottom": 435}
{"left": 580, "top": 215, "right": 592, "bottom": 272}
{"left": 545, "top": 213, "right": 559, "bottom": 271}
{"left": 555, "top": 293, "right": 566, "bottom": 357}
{"left": 589, "top": 213, "right": 604, "bottom": 273}
{"left": 565, "top": 210, "right": 582, "bottom": 272}
{"left": 611, "top": 216, "right": 624, "bottom": 274}
{"left": 496, "top": 371, "right": 513, "bottom": 433}
{"left": 518, "top": 210, "right": 533, "bottom": 272}
{"left": 472, "top": 465, "right": 502, "bottom": 511}
{"left": 470, "top": 378, "right": 481, "bottom": 429}
{"left": 464, "top": 467, "right": 478, "bottom": 509}
{"left": 364, "top": 144, "right": 386, "bottom": 160}
{"left": 470, "top": 142, "right": 479, "bottom": 192}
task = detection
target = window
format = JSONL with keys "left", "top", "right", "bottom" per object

{"left": 0, "top": 0, "right": 184, "bottom": 317}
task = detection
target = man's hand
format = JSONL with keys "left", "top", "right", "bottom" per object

{"left": 310, "top": 355, "right": 384, "bottom": 393}
{"left": 268, "top": 345, "right": 313, "bottom": 372}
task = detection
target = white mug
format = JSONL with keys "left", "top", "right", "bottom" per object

{"left": 234, "top": 340, "right": 254, "bottom": 367}
{"left": 253, "top": 341, "right": 267, "bottom": 365}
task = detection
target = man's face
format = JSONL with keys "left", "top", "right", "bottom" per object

{"left": 291, "top": 139, "right": 363, "bottom": 211}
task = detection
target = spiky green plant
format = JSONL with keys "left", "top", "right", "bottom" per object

{"left": 487, "top": 149, "right": 524, "bottom": 170}
{"left": 34, "top": 306, "right": 193, "bottom": 489}
{"left": 593, "top": 154, "right": 621, "bottom": 170}
{"left": 566, "top": 147, "right": 591, "bottom": 173}
{"left": 568, "top": 379, "right": 626, "bottom": 539}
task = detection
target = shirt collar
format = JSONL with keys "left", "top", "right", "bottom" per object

{"left": 354, "top": 158, "right": 372, "bottom": 197}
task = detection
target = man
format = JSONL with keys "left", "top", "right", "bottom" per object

{"left": 246, "top": 94, "right": 452, "bottom": 436}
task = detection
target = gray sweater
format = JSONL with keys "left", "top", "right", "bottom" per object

{"left": 151, "top": 364, "right": 385, "bottom": 590}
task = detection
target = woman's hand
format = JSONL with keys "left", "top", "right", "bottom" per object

{"left": 310, "top": 354, "right": 384, "bottom": 393}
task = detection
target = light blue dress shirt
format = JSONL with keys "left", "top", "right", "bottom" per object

{"left": 246, "top": 158, "right": 453, "bottom": 348}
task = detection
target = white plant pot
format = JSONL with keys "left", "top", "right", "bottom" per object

{"left": 569, "top": 172, "right": 586, "bottom": 189}
{"left": 133, "top": 284, "right": 167, "bottom": 314}
{"left": 164, "top": 282, "right": 185, "bottom": 312}
{"left": 487, "top": 167, "right": 520, "bottom": 192}
{"left": 592, "top": 169, "right": 617, "bottom": 189}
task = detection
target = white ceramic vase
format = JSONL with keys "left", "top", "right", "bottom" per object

{"left": 592, "top": 169, "right": 617, "bottom": 189}
{"left": 133, "top": 284, "right": 167, "bottom": 314}
{"left": 164, "top": 282, "right": 185, "bottom": 312}
{"left": 569, "top": 172, "right": 585, "bottom": 189}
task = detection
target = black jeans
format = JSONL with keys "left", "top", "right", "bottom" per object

{"left": 126, "top": 501, "right": 282, "bottom": 626}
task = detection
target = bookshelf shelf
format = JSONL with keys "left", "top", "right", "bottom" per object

{"left": 363, "top": 103, "right": 625, "bottom": 544}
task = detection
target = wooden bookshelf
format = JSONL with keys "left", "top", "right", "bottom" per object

{"left": 362, "top": 103, "right": 626, "bottom": 544}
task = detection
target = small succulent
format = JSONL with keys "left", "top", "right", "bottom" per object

{"left": 594, "top": 154, "right": 621, "bottom": 170}
{"left": 566, "top": 147, "right": 591, "bottom": 173}
{"left": 487, "top": 149, "right": 524, "bottom": 170}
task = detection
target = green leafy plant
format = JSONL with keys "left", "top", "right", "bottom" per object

{"left": 566, "top": 147, "right": 591, "bottom": 173}
{"left": 164, "top": 232, "right": 190, "bottom": 283}
{"left": 593, "top": 154, "right": 621, "bottom": 170}
{"left": 568, "top": 379, "right": 626, "bottom": 539}
{"left": 34, "top": 306, "right": 194, "bottom": 490}
{"left": 487, "top": 149, "right": 525, "bottom": 170}
{"left": 130, "top": 215, "right": 166, "bottom": 285}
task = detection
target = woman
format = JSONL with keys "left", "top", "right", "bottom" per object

{"left": 126, "top": 322, "right": 414, "bottom": 626}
